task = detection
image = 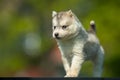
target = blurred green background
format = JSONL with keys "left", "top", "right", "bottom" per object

{"left": 0, "top": 0, "right": 120, "bottom": 77}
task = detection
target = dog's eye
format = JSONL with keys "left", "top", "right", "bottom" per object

{"left": 62, "top": 25, "right": 67, "bottom": 29}
{"left": 53, "top": 26, "right": 56, "bottom": 29}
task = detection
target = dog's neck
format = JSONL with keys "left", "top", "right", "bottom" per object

{"left": 73, "top": 13, "right": 88, "bottom": 37}
{"left": 72, "top": 13, "right": 88, "bottom": 40}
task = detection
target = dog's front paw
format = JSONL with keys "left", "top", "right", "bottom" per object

{"left": 64, "top": 75, "right": 68, "bottom": 77}
{"left": 64, "top": 74, "right": 71, "bottom": 77}
{"left": 64, "top": 73, "right": 78, "bottom": 77}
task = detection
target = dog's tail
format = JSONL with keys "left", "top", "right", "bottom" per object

{"left": 90, "top": 20, "right": 96, "bottom": 33}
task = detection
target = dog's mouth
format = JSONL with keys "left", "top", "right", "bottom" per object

{"left": 55, "top": 36, "right": 61, "bottom": 39}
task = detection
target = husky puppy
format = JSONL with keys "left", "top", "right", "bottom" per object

{"left": 52, "top": 10, "right": 104, "bottom": 77}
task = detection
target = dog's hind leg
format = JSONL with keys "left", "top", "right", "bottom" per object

{"left": 92, "top": 46, "right": 104, "bottom": 77}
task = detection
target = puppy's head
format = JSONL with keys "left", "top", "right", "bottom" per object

{"left": 52, "top": 10, "right": 80, "bottom": 40}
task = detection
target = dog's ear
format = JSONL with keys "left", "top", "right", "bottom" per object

{"left": 67, "top": 10, "right": 73, "bottom": 17}
{"left": 52, "top": 11, "right": 57, "bottom": 17}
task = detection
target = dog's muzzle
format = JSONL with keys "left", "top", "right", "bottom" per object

{"left": 54, "top": 33, "right": 61, "bottom": 39}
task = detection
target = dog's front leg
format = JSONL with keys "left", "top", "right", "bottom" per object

{"left": 61, "top": 56, "right": 70, "bottom": 77}
{"left": 65, "top": 54, "right": 84, "bottom": 77}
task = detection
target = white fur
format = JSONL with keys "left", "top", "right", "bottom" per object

{"left": 90, "top": 20, "right": 95, "bottom": 25}
{"left": 52, "top": 10, "right": 104, "bottom": 77}
{"left": 52, "top": 11, "right": 57, "bottom": 17}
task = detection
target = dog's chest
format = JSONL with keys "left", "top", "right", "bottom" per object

{"left": 58, "top": 41, "right": 74, "bottom": 57}
{"left": 58, "top": 39, "right": 84, "bottom": 58}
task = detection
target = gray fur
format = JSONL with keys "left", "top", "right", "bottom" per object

{"left": 52, "top": 10, "right": 104, "bottom": 77}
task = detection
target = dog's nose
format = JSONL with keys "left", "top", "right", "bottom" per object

{"left": 55, "top": 33, "right": 59, "bottom": 37}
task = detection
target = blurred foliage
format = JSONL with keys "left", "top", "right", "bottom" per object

{"left": 0, "top": 0, "right": 120, "bottom": 77}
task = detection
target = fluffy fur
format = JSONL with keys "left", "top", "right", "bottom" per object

{"left": 52, "top": 10, "right": 104, "bottom": 77}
